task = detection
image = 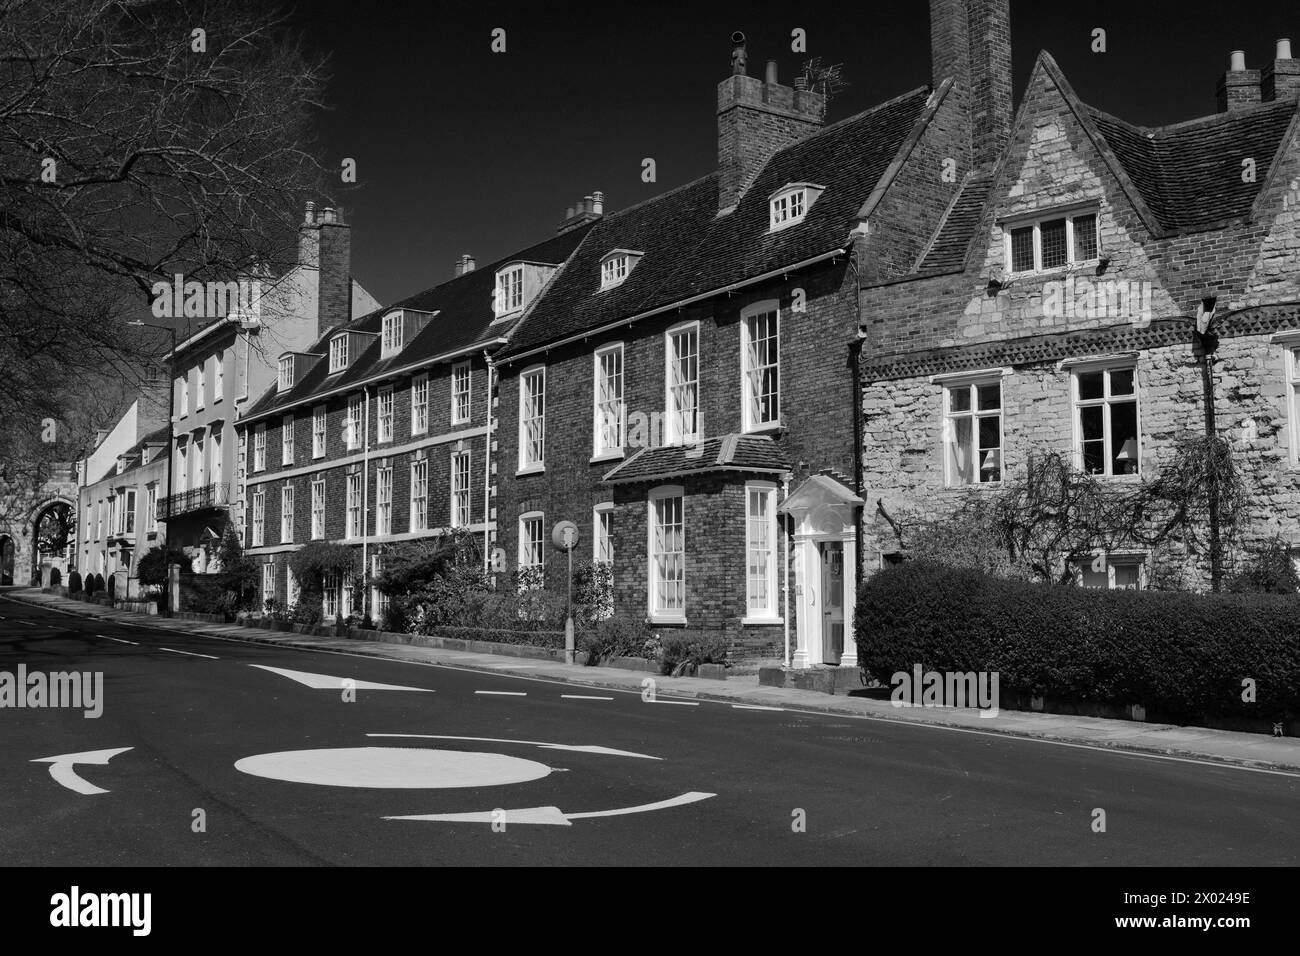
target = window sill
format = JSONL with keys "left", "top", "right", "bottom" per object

{"left": 516, "top": 464, "right": 545, "bottom": 477}
{"left": 743, "top": 422, "right": 783, "bottom": 436}
{"left": 741, "top": 616, "right": 783, "bottom": 626}
{"left": 590, "top": 451, "right": 624, "bottom": 464}
{"left": 1006, "top": 260, "right": 1100, "bottom": 282}
{"left": 451, "top": 418, "right": 470, "bottom": 428}
{"left": 941, "top": 480, "right": 1002, "bottom": 491}
{"left": 768, "top": 218, "right": 805, "bottom": 234}
{"left": 648, "top": 614, "right": 686, "bottom": 626}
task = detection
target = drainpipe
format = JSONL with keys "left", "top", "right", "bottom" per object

{"left": 847, "top": 241, "right": 867, "bottom": 599}
{"left": 782, "top": 472, "right": 791, "bottom": 668}
{"left": 482, "top": 349, "right": 495, "bottom": 573}
{"left": 361, "top": 384, "right": 371, "bottom": 619}
{"left": 1195, "top": 299, "right": 1222, "bottom": 591}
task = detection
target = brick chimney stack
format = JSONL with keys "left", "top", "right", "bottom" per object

{"left": 1218, "top": 51, "right": 1262, "bottom": 111}
{"left": 556, "top": 191, "right": 605, "bottom": 233}
{"left": 930, "top": 0, "right": 1012, "bottom": 170}
{"left": 716, "top": 33, "right": 824, "bottom": 213}
{"left": 1263, "top": 39, "right": 1300, "bottom": 102}
{"left": 297, "top": 201, "right": 354, "bottom": 336}
{"left": 454, "top": 254, "right": 476, "bottom": 277}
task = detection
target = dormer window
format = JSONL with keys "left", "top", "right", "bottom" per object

{"left": 494, "top": 264, "right": 524, "bottom": 317}
{"left": 1004, "top": 208, "right": 1100, "bottom": 275}
{"left": 329, "top": 334, "right": 348, "bottom": 373}
{"left": 381, "top": 312, "right": 403, "bottom": 357}
{"left": 769, "top": 184, "right": 824, "bottom": 232}
{"left": 599, "top": 250, "right": 642, "bottom": 291}
{"left": 278, "top": 356, "right": 294, "bottom": 391}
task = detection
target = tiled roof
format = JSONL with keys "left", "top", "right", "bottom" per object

{"left": 500, "top": 86, "right": 935, "bottom": 359}
{"left": 915, "top": 172, "right": 994, "bottom": 272}
{"left": 601, "top": 434, "right": 789, "bottom": 484}
{"left": 1086, "top": 99, "right": 1297, "bottom": 234}
{"left": 242, "top": 226, "right": 592, "bottom": 420}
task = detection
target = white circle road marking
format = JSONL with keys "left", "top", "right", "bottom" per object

{"left": 475, "top": 690, "right": 526, "bottom": 696}
{"left": 234, "top": 747, "right": 553, "bottom": 789}
{"left": 159, "top": 647, "right": 219, "bottom": 659}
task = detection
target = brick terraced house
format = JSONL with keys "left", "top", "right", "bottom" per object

{"left": 859, "top": 39, "right": 1300, "bottom": 591}
{"left": 236, "top": 225, "right": 592, "bottom": 622}
{"left": 491, "top": 0, "right": 1011, "bottom": 668}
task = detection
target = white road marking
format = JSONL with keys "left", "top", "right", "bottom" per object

{"left": 98, "top": 635, "right": 139, "bottom": 646}
{"left": 249, "top": 664, "right": 432, "bottom": 692}
{"left": 387, "top": 791, "right": 717, "bottom": 826}
{"left": 31, "top": 747, "right": 133, "bottom": 796}
{"left": 562, "top": 694, "right": 614, "bottom": 701}
{"left": 368, "top": 733, "right": 661, "bottom": 761}
{"left": 475, "top": 690, "right": 526, "bottom": 696}
{"left": 159, "top": 647, "right": 219, "bottom": 659}
{"left": 649, "top": 699, "right": 699, "bottom": 706}
{"left": 235, "top": 747, "right": 552, "bottom": 789}
{"left": 733, "top": 704, "right": 785, "bottom": 711}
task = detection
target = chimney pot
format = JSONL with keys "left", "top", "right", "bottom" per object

{"left": 566, "top": 206, "right": 575, "bottom": 219}
{"left": 592, "top": 191, "right": 604, "bottom": 215}
{"left": 731, "top": 31, "right": 747, "bottom": 75}
{"left": 304, "top": 200, "right": 315, "bottom": 225}
{"left": 1279, "top": 38, "right": 1293, "bottom": 60}
{"left": 1262, "top": 38, "right": 1300, "bottom": 101}
{"left": 464, "top": 255, "right": 475, "bottom": 273}
{"left": 765, "top": 60, "right": 778, "bottom": 85}
{"left": 320, "top": 207, "right": 336, "bottom": 224}
{"left": 1230, "top": 50, "right": 1246, "bottom": 72}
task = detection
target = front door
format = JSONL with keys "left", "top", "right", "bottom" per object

{"left": 819, "top": 541, "right": 844, "bottom": 664}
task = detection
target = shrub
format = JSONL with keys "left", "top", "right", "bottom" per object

{"left": 660, "top": 634, "right": 730, "bottom": 676}
{"left": 574, "top": 561, "right": 614, "bottom": 626}
{"left": 84, "top": 573, "right": 96, "bottom": 596}
{"left": 214, "top": 529, "right": 259, "bottom": 613}
{"left": 138, "top": 547, "right": 192, "bottom": 586}
{"left": 580, "top": 615, "right": 655, "bottom": 665}
{"left": 68, "top": 570, "right": 82, "bottom": 594}
{"left": 856, "top": 561, "right": 1300, "bottom": 721}
{"left": 49, "top": 567, "right": 61, "bottom": 586}
{"left": 1227, "top": 538, "right": 1300, "bottom": 595}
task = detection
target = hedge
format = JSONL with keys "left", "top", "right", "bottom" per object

{"left": 855, "top": 562, "right": 1300, "bottom": 721}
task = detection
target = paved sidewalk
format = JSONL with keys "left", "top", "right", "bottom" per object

{"left": 7, "top": 587, "right": 1300, "bottom": 773}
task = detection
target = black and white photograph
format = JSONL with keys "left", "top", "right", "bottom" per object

{"left": 0, "top": 0, "right": 1294, "bottom": 932}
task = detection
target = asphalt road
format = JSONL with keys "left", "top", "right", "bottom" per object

{"left": 1, "top": 593, "right": 1297, "bottom": 866}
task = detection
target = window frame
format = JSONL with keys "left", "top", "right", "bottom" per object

{"left": 451, "top": 361, "right": 472, "bottom": 425}
{"left": 941, "top": 375, "right": 1005, "bottom": 487}
{"left": 1286, "top": 342, "right": 1300, "bottom": 467}
{"left": 281, "top": 485, "right": 294, "bottom": 543}
{"left": 1073, "top": 552, "right": 1147, "bottom": 590}
{"left": 1071, "top": 362, "right": 1140, "bottom": 478}
{"left": 311, "top": 479, "right": 326, "bottom": 540}
{"left": 196, "top": 364, "right": 205, "bottom": 410}
{"left": 517, "top": 511, "right": 545, "bottom": 584}
{"left": 518, "top": 365, "right": 546, "bottom": 472}
{"left": 253, "top": 423, "right": 266, "bottom": 473}
{"left": 377, "top": 385, "right": 394, "bottom": 443}
{"left": 277, "top": 356, "right": 294, "bottom": 392}
{"left": 743, "top": 481, "right": 779, "bottom": 623}
{"left": 411, "top": 374, "right": 429, "bottom": 435}
{"left": 345, "top": 472, "right": 362, "bottom": 539}
{"left": 450, "top": 450, "right": 471, "bottom": 529}
{"left": 409, "top": 458, "right": 428, "bottom": 533}
{"left": 592, "top": 342, "right": 625, "bottom": 460}
{"left": 214, "top": 354, "right": 224, "bottom": 402}
{"left": 281, "top": 414, "right": 294, "bottom": 466}
{"left": 1003, "top": 207, "right": 1101, "bottom": 276}
{"left": 593, "top": 502, "right": 614, "bottom": 565}
{"left": 375, "top": 466, "right": 393, "bottom": 536}
{"left": 329, "top": 334, "right": 349, "bottom": 373}
{"left": 768, "top": 183, "right": 823, "bottom": 232}
{"left": 251, "top": 489, "right": 265, "bottom": 547}
{"left": 495, "top": 264, "right": 525, "bottom": 317}
{"left": 262, "top": 562, "right": 275, "bottom": 606}
{"left": 381, "top": 312, "right": 404, "bottom": 358}
{"left": 740, "top": 302, "right": 781, "bottom": 433}
{"left": 665, "top": 321, "right": 701, "bottom": 446}
{"left": 345, "top": 394, "right": 363, "bottom": 450}
{"left": 647, "top": 485, "right": 686, "bottom": 622}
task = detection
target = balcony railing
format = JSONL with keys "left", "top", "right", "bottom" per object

{"left": 157, "top": 482, "right": 233, "bottom": 520}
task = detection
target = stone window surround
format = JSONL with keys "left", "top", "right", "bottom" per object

{"left": 999, "top": 201, "right": 1101, "bottom": 277}
{"left": 1062, "top": 355, "right": 1142, "bottom": 479}
{"left": 931, "top": 367, "right": 1010, "bottom": 489}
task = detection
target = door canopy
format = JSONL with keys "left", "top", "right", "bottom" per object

{"left": 779, "top": 474, "right": 863, "bottom": 535}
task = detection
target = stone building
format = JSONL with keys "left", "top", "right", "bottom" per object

{"left": 858, "top": 40, "right": 1300, "bottom": 590}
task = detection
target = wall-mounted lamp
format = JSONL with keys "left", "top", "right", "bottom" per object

{"left": 1095, "top": 256, "right": 1111, "bottom": 276}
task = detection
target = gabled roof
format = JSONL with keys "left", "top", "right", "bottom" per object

{"left": 915, "top": 172, "right": 995, "bottom": 273}
{"left": 242, "top": 225, "right": 592, "bottom": 422}
{"left": 601, "top": 434, "right": 789, "bottom": 485}
{"left": 500, "top": 86, "right": 936, "bottom": 360}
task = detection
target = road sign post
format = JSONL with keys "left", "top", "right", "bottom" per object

{"left": 552, "top": 521, "right": 579, "bottom": 664}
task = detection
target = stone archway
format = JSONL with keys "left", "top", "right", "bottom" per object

{"left": 27, "top": 496, "right": 75, "bottom": 587}
{"left": 0, "top": 534, "right": 14, "bottom": 586}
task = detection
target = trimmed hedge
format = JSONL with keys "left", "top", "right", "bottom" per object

{"left": 856, "top": 562, "right": 1300, "bottom": 721}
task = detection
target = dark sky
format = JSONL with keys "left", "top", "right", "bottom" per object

{"left": 291, "top": 0, "right": 1300, "bottom": 305}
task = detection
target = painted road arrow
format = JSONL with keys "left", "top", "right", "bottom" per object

{"left": 31, "top": 747, "right": 133, "bottom": 795}
{"left": 384, "top": 791, "right": 717, "bottom": 826}
{"left": 367, "top": 733, "right": 661, "bottom": 760}
{"left": 249, "top": 665, "right": 434, "bottom": 692}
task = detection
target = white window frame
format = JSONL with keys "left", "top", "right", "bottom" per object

{"left": 942, "top": 376, "right": 1004, "bottom": 487}
{"left": 410, "top": 459, "right": 428, "bottom": 533}
{"left": 599, "top": 251, "right": 641, "bottom": 290}
{"left": 1073, "top": 552, "right": 1147, "bottom": 590}
{"left": 452, "top": 361, "right": 472, "bottom": 425}
{"left": 123, "top": 488, "right": 137, "bottom": 535}
{"left": 741, "top": 302, "right": 780, "bottom": 432}
{"left": 518, "top": 365, "right": 546, "bottom": 472}
{"left": 277, "top": 356, "right": 294, "bottom": 392}
{"left": 1071, "top": 362, "right": 1140, "bottom": 478}
{"left": 196, "top": 364, "right": 205, "bottom": 410}
{"left": 518, "top": 511, "right": 545, "bottom": 584}
{"left": 647, "top": 485, "right": 686, "bottom": 622}
{"left": 593, "top": 343, "right": 625, "bottom": 459}
{"left": 322, "top": 572, "right": 339, "bottom": 620}
{"left": 375, "top": 466, "right": 392, "bottom": 535}
{"left": 371, "top": 555, "right": 388, "bottom": 624}
{"left": 377, "top": 386, "right": 394, "bottom": 443}
{"left": 450, "top": 451, "right": 471, "bottom": 529}
{"left": 495, "top": 264, "right": 524, "bottom": 317}
{"left": 593, "top": 502, "right": 614, "bottom": 564}
{"left": 329, "top": 334, "right": 349, "bottom": 373}
{"left": 262, "top": 562, "right": 275, "bottom": 607}
{"left": 179, "top": 375, "right": 189, "bottom": 416}
{"left": 281, "top": 485, "right": 294, "bottom": 543}
{"left": 665, "top": 321, "right": 700, "bottom": 446}
{"left": 251, "top": 490, "right": 265, "bottom": 547}
{"left": 381, "top": 312, "right": 403, "bottom": 357}
{"left": 768, "top": 183, "right": 823, "bottom": 232}
{"left": 311, "top": 479, "right": 326, "bottom": 540}
{"left": 743, "top": 482, "right": 779, "bottom": 623}
{"left": 214, "top": 354, "right": 223, "bottom": 402}
{"left": 411, "top": 374, "right": 429, "bottom": 435}
{"left": 281, "top": 414, "right": 294, "bottom": 466}
{"left": 253, "top": 423, "right": 266, "bottom": 473}
{"left": 211, "top": 429, "right": 222, "bottom": 485}
{"left": 1003, "top": 207, "right": 1101, "bottom": 276}
{"left": 146, "top": 484, "right": 157, "bottom": 533}
{"left": 346, "top": 472, "right": 362, "bottom": 539}
{"left": 345, "top": 394, "right": 363, "bottom": 450}
{"left": 1286, "top": 342, "right": 1300, "bottom": 466}
{"left": 286, "top": 566, "right": 300, "bottom": 608}
{"left": 312, "top": 405, "right": 327, "bottom": 459}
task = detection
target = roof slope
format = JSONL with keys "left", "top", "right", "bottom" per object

{"left": 501, "top": 86, "right": 934, "bottom": 358}
{"left": 243, "top": 225, "right": 592, "bottom": 420}
{"left": 601, "top": 434, "right": 788, "bottom": 484}
{"left": 1087, "top": 99, "right": 1296, "bottom": 233}
{"left": 916, "top": 172, "right": 995, "bottom": 272}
